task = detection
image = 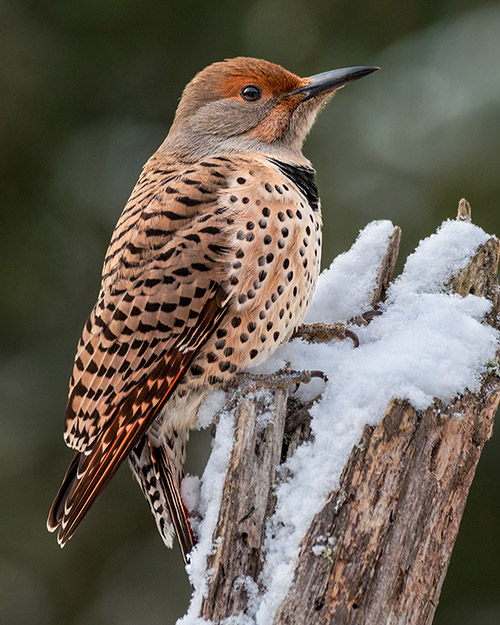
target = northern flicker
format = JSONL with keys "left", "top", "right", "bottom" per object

{"left": 47, "top": 57, "right": 378, "bottom": 562}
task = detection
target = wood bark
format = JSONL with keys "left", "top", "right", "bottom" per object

{"left": 197, "top": 200, "right": 500, "bottom": 625}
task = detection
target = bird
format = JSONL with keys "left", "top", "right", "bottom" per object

{"left": 47, "top": 57, "right": 378, "bottom": 563}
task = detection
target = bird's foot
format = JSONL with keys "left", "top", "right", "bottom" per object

{"left": 293, "top": 321, "right": 360, "bottom": 347}
{"left": 293, "top": 310, "right": 382, "bottom": 348}
{"left": 210, "top": 365, "right": 327, "bottom": 435}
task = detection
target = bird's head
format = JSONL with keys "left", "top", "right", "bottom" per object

{"left": 162, "top": 57, "right": 378, "bottom": 161}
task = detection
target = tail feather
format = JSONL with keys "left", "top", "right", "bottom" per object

{"left": 57, "top": 418, "right": 146, "bottom": 546}
{"left": 47, "top": 452, "right": 80, "bottom": 534}
{"left": 129, "top": 435, "right": 194, "bottom": 564}
{"left": 47, "top": 416, "right": 146, "bottom": 546}
{"left": 155, "top": 444, "right": 194, "bottom": 563}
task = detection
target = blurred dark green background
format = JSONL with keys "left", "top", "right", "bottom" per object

{"left": 2, "top": 1, "right": 499, "bottom": 623}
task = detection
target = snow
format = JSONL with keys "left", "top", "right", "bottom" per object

{"left": 196, "top": 389, "right": 227, "bottom": 429}
{"left": 254, "top": 389, "right": 275, "bottom": 430}
{"left": 305, "top": 219, "right": 396, "bottom": 323}
{"left": 311, "top": 544, "right": 326, "bottom": 557}
{"left": 178, "top": 218, "right": 499, "bottom": 625}
{"left": 180, "top": 476, "right": 201, "bottom": 518}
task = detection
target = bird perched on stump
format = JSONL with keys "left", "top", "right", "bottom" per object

{"left": 47, "top": 57, "right": 378, "bottom": 562}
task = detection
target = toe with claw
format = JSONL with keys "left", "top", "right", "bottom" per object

{"left": 294, "top": 310, "right": 382, "bottom": 347}
{"left": 293, "top": 322, "right": 359, "bottom": 347}
{"left": 210, "top": 365, "right": 327, "bottom": 435}
{"left": 348, "top": 309, "right": 383, "bottom": 327}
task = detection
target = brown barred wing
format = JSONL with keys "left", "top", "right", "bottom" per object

{"left": 47, "top": 284, "right": 229, "bottom": 546}
{"left": 64, "top": 204, "right": 234, "bottom": 454}
{"left": 101, "top": 154, "right": 235, "bottom": 292}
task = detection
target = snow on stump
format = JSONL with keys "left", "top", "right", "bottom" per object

{"left": 179, "top": 200, "right": 500, "bottom": 625}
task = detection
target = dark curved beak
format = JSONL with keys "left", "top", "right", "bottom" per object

{"left": 290, "top": 66, "right": 379, "bottom": 101}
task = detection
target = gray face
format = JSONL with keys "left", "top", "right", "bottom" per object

{"left": 190, "top": 97, "right": 277, "bottom": 138}
{"left": 162, "top": 92, "right": 323, "bottom": 161}
{"left": 160, "top": 58, "right": 326, "bottom": 162}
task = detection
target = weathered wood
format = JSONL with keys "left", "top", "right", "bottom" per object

{"left": 201, "top": 389, "right": 288, "bottom": 620}
{"left": 368, "top": 225, "right": 402, "bottom": 307}
{"left": 194, "top": 205, "right": 500, "bottom": 625}
{"left": 274, "top": 383, "right": 500, "bottom": 625}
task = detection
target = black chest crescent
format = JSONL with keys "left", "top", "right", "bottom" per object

{"left": 268, "top": 158, "right": 320, "bottom": 212}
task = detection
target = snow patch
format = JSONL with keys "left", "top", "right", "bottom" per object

{"left": 305, "top": 219, "right": 395, "bottom": 323}
{"left": 253, "top": 389, "right": 275, "bottom": 430}
{"left": 197, "top": 390, "right": 227, "bottom": 429}
{"left": 180, "top": 476, "right": 201, "bottom": 517}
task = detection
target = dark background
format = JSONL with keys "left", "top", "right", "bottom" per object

{"left": 2, "top": 1, "right": 499, "bottom": 623}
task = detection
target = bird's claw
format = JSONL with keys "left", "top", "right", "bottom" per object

{"left": 210, "top": 365, "right": 327, "bottom": 435}
{"left": 293, "top": 368, "right": 327, "bottom": 392}
{"left": 344, "top": 329, "right": 359, "bottom": 348}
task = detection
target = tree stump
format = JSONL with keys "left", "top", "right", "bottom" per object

{"left": 184, "top": 200, "right": 500, "bottom": 625}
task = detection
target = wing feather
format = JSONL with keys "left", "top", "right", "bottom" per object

{"left": 48, "top": 286, "right": 228, "bottom": 545}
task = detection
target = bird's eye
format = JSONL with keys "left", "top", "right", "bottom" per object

{"left": 240, "top": 85, "right": 262, "bottom": 102}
